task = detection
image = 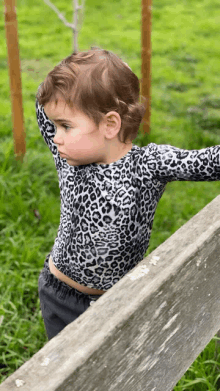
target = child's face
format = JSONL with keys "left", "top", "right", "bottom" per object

{"left": 44, "top": 98, "right": 125, "bottom": 166}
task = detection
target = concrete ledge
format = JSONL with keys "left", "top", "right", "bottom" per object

{"left": 1, "top": 195, "right": 220, "bottom": 391}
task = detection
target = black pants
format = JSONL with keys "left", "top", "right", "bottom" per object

{"left": 38, "top": 253, "right": 103, "bottom": 340}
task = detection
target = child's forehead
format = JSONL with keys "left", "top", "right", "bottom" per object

{"left": 44, "top": 100, "right": 78, "bottom": 118}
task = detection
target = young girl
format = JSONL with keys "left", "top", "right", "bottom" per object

{"left": 36, "top": 46, "right": 220, "bottom": 341}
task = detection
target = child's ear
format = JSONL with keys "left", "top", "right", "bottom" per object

{"left": 104, "top": 111, "right": 121, "bottom": 139}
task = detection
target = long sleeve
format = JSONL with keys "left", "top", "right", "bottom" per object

{"left": 35, "top": 96, "right": 57, "bottom": 155}
{"left": 143, "top": 143, "right": 220, "bottom": 183}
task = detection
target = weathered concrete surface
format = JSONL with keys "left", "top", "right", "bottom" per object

{"left": 1, "top": 195, "right": 220, "bottom": 391}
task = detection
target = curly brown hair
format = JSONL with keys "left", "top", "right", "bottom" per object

{"left": 36, "top": 46, "right": 147, "bottom": 144}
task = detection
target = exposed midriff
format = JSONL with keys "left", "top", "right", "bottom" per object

{"left": 49, "top": 255, "right": 107, "bottom": 295}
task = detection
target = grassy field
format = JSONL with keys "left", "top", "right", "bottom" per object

{"left": 0, "top": 0, "right": 220, "bottom": 388}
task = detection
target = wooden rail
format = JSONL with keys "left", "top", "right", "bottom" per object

{"left": 1, "top": 195, "right": 220, "bottom": 391}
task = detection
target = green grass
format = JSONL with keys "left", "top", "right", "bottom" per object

{"left": 0, "top": 0, "right": 220, "bottom": 388}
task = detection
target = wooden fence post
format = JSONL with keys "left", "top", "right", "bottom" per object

{"left": 141, "top": 0, "right": 152, "bottom": 135}
{"left": 4, "top": 0, "right": 26, "bottom": 163}
{"left": 3, "top": 0, "right": 150, "bottom": 161}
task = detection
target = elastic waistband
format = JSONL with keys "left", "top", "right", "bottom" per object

{"left": 41, "top": 253, "right": 103, "bottom": 302}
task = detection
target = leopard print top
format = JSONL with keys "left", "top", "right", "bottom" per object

{"left": 36, "top": 99, "right": 220, "bottom": 291}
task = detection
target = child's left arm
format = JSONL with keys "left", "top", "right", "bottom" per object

{"left": 146, "top": 143, "right": 220, "bottom": 183}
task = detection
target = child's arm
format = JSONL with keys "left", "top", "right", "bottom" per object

{"left": 145, "top": 143, "right": 220, "bottom": 182}
{"left": 35, "top": 93, "right": 57, "bottom": 155}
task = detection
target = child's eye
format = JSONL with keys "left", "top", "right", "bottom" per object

{"left": 62, "top": 124, "right": 71, "bottom": 131}
{"left": 51, "top": 122, "right": 72, "bottom": 132}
